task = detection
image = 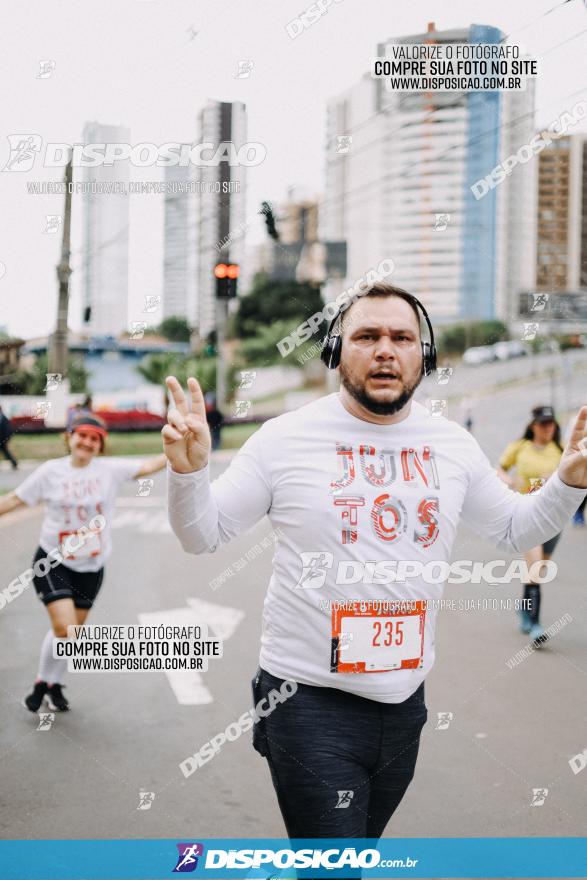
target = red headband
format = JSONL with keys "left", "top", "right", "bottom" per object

{"left": 72, "top": 422, "right": 108, "bottom": 439}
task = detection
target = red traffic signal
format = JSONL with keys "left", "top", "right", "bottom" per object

{"left": 214, "top": 263, "right": 239, "bottom": 279}
{"left": 214, "top": 264, "right": 239, "bottom": 299}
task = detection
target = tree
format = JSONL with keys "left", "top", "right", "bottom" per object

{"left": 8, "top": 352, "right": 88, "bottom": 394}
{"left": 157, "top": 316, "right": 192, "bottom": 343}
{"left": 438, "top": 320, "right": 509, "bottom": 355}
{"left": 238, "top": 320, "right": 300, "bottom": 367}
{"left": 237, "top": 319, "right": 323, "bottom": 368}
{"left": 233, "top": 274, "right": 323, "bottom": 339}
{"left": 137, "top": 352, "right": 238, "bottom": 400}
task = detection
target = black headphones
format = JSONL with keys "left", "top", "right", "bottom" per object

{"left": 320, "top": 291, "right": 437, "bottom": 376}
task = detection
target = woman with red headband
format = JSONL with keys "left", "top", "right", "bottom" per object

{"left": 0, "top": 414, "right": 166, "bottom": 713}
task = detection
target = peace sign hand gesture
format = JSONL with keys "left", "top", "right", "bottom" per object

{"left": 162, "top": 376, "right": 211, "bottom": 474}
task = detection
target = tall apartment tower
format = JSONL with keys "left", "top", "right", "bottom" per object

{"left": 321, "top": 23, "right": 537, "bottom": 325}
{"left": 163, "top": 158, "right": 196, "bottom": 321}
{"left": 81, "top": 121, "right": 131, "bottom": 336}
{"left": 196, "top": 101, "right": 247, "bottom": 339}
{"left": 535, "top": 133, "right": 587, "bottom": 292}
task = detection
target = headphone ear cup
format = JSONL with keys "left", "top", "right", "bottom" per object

{"left": 428, "top": 343, "right": 437, "bottom": 375}
{"left": 421, "top": 341, "right": 437, "bottom": 377}
{"left": 421, "top": 341, "right": 430, "bottom": 375}
{"left": 320, "top": 336, "right": 333, "bottom": 368}
{"left": 321, "top": 335, "right": 342, "bottom": 370}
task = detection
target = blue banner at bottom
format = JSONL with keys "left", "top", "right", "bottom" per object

{"left": 0, "top": 838, "right": 586, "bottom": 879}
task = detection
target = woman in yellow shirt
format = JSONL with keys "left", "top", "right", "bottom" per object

{"left": 497, "top": 405, "right": 564, "bottom": 644}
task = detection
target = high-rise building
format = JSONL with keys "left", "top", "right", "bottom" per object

{"left": 196, "top": 101, "right": 247, "bottom": 339}
{"left": 81, "top": 121, "right": 130, "bottom": 336}
{"left": 254, "top": 188, "right": 320, "bottom": 282}
{"left": 251, "top": 188, "right": 346, "bottom": 286}
{"left": 535, "top": 133, "right": 587, "bottom": 292}
{"left": 279, "top": 186, "right": 320, "bottom": 245}
{"left": 321, "top": 23, "right": 537, "bottom": 325}
{"left": 163, "top": 158, "right": 196, "bottom": 321}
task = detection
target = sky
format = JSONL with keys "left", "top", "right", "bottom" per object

{"left": 1, "top": 0, "right": 586, "bottom": 339}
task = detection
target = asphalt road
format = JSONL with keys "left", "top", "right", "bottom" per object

{"left": 0, "top": 368, "right": 586, "bottom": 856}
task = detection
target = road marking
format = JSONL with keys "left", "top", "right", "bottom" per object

{"left": 112, "top": 508, "right": 171, "bottom": 533}
{"left": 185, "top": 597, "right": 245, "bottom": 642}
{"left": 0, "top": 497, "right": 166, "bottom": 530}
{"left": 115, "top": 497, "right": 166, "bottom": 507}
{"left": 138, "top": 600, "right": 244, "bottom": 705}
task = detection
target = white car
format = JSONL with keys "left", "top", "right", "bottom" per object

{"left": 493, "top": 340, "right": 529, "bottom": 361}
{"left": 462, "top": 345, "right": 497, "bottom": 366}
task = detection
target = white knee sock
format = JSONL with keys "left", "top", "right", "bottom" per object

{"left": 36, "top": 630, "right": 68, "bottom": 685}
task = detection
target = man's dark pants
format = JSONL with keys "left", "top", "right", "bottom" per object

{"left": 251, "top": 667, "right": 427, "bottom": 844}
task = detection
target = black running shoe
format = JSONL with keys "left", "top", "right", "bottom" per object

{"left": 46, "top": 683, "right": 69, "bottom": 712}
{"left": 22, "top": 681, "right": 48, "bottom": 712}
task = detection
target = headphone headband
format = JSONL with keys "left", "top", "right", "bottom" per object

{"left": 320, "top": 290, "right": 437, "bottom": 376}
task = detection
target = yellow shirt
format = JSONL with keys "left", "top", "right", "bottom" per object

{"left": 499, "top": 439, "right": 562, "bottom": 494}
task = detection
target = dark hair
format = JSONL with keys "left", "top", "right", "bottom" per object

{"left": 340, "top": 282, "right": 422, "bottom": 338}
{"left": 522, "top": 418, "right": 563, "bottom": 452}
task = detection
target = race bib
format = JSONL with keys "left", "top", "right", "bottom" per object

{"left": 59, "top": 528, "right": 102, "bottom": 561}
{"left": 330, "top": 600, "right": 425, "bottom": 673}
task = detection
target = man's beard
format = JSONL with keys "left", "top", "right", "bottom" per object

{"left": 339, "top": 362, "right": 423, "bottom": 415}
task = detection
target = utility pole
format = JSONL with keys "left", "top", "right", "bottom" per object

{"left": 48, "top": 157, "right": 72, "bottom": 377}
{"left": 46, "top": 156, "right": 73, "bottom": 427}
{"left": 213, "top": 262, "right": 239, "bottom": 412}
{"left": 215, "top": 298, "right": 227, "bottom": 411}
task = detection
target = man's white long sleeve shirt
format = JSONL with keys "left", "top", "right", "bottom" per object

{"left": 168, "top": 393, "right": 585, "bottom": 702}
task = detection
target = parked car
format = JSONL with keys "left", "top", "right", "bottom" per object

{"left": 462, "top": 345, "right": 497, "bottom": 366}
{"left": 493, "top": 340, "right": 529, "bottom": 361}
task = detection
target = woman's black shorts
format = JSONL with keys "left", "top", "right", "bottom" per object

{"left": 32, "top": 546, "right": 104, "bottom": 609}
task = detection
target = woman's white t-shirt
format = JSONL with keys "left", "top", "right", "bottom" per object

{"left": 15, "top": 456, "right": 142, "bottom": 572}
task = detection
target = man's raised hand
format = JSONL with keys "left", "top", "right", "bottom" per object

{"left": 162, "top": 376, "right": 211, "bottom": 474}
{"left": 559, "top": 404, "right": 587, "bottom": 489}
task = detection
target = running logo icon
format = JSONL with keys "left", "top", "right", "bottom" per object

{"left": 335, "top": 790, "right": 354, "bottom": 808}
{"left": 531, "top": 293, "right": 549, "bottom": 312}
{"left": 2, "top": 134, "right": 42, "bottom": 171}
{"left": 295, "top": 551, "right": 333, "bottom": 589}
{"left": 173, "top": 843, "right": 204, "bottom": 872}
{"left": 436, "top": 367, "right": 453, "bottom": 385}
{"left": 530, "top": 788, "right": 548, "bottom": 806}
{"left": 136, "top": 479, "right": 154, "bottom": 497}
{"left": 36, "top": 712, "right": 55, "bottom": 731}
{"left": 137, "top": 790, "right": 155, "bottom": 810}
{"left": 435, "top": 712, "right": 453, "bottom": 730}
{"left": 433, "top": 213, "right": 450, "bottom": 231}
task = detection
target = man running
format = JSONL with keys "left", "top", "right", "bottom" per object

{"left": 163, "top": 282, "right": 587, "bottom": 841}
{"left": 0, "top": 405, "right": 18, "bottom": 469}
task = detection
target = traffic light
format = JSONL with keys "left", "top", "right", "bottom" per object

{"left": 260, "top": 201, "right": 279, "bottom": 241}
{"left": 214, "top": 263, "right": 239, "bottom": 299}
